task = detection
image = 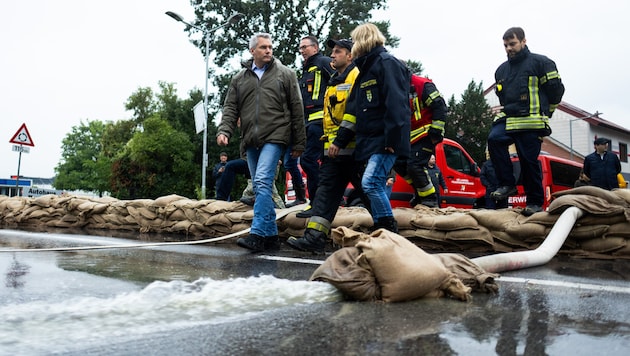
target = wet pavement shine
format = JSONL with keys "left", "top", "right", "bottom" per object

{"left": 1, "top": 228, "right": 629, "bottom": 355}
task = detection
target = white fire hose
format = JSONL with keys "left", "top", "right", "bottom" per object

{"left": 471, "top": 206, "right": 584, "bottom": 273}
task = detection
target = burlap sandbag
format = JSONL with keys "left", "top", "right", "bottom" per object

{"left": 331, "top": 207, "right": 374, "bottom": 229}
{"left": 547, "top": 194, "right": 627, "bottom": 217}
{"left": 604, "top": 222, "right": 630, "bottom": 238}
{"left": 468, "top": 209, "right": 522, "bottom": 231}
{"left": 153, "top": 194, "right": 188, "bottom": 207}
{"left": 411, "top": 212, "right": 478, "bottom": 231}
{"left": 552, "top": 186, "right": 627, "bottom": 207}
{"left": 330, "top": 226, "right": 370, "bottom": 247}
{"left": 434, "top": 253, "right": 499, "bottom": 293}
{"left": 356, "top": 229, "right": 467, "bottom": 302}
{"left": 309, "top": 247, "right": 380, "bottom": 301}
{"left": 612, "top": 189, "right": 630, "bottom": 204}
{"left": 569, "top": 225, "right": 610, "bottom": 241}
{"left": 580, "top": 237, "right": 627, "bottom": 253}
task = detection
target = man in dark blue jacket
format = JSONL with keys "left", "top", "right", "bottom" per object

{"left": 583, "top": 137, "right": 621, "bottom": 190}
{"left": 488, "top": 27, "right": 564, "bottom": 216}
{"left": 336, "top": 23, "right": 411, "bottom": 232}
{"left": 294, "top": 36, "right": 334, "bottom": 217}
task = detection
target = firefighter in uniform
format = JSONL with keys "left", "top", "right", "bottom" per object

{"left": 287, "top": 38, "right": 364, "bottom": 254}
{"left": 394, "top": 73, "right": 447, "bottom": 208}
{"left": 294, "top": 36, "right": 335, "bottom": 218}
{"left": 487, "top": 27, "right": 564, "bottom": 216}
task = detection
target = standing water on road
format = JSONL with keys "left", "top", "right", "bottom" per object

{"left": 0, "top": 231, "right": 341, "bottom": 355}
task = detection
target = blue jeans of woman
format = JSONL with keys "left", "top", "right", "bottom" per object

{"left": 362, "top": 153, "right": 397, "bottom": 222}
{"left": 246, "top": 143, "right": 284, "bottom": 237}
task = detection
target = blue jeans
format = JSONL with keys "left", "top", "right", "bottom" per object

{"left": 362, "top": 153, "right": 397, "bottom": 222}
{"left": 246, "top": 143, "right": 284, "bottom": 237}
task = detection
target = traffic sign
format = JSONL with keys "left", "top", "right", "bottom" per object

{"left": 9, "top": 123, "right": 35, "bottom": 147}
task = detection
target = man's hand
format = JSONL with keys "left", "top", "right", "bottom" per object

{"left": 290, "top": 149, "right": 303, "bottom": 159}
{"left": 217, "top": 134, "right": 229, "bottom": 146}
{"left": 328, "top": 144, "right": 340, "bottom": 158}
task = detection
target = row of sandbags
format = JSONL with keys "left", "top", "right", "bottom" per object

{"left": 0, "top": 186, "right": 629, "bottom": 259}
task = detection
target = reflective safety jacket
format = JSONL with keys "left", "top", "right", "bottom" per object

{"left": 324, "top": 64, "right": 360, "bottom": 156}
{"left": 299, "top": 52, "right": 334, "bottom": 125}
{"left": 494, "top": 45, "right": 564, "bottom": 133}
{"left": 409, "top": 75, "right": 447, "bottom": 145}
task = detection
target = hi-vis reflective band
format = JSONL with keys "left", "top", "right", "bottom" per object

{"left": 431, "top": 120, "right": 445, "bottom": 131}
{"left": 309, "top": 66, "right": 323, "bottom": 100}
{"left": 307, "top": 216, "right": 331, "bottom": 234}
{"left": 413, "top": 90, "right": 442, "bottom": 121}
{"left": 308, "top": 110, "right": 324, "bottom": 121}
{"left": 539, "top": 70, "right": 560, "bottom": 85}
{"left": 506, "top": 116, "right": 549, "bottom": 131}
{"left": 528, "top": 76, "right": 541, "bottom": 116}
{"left": 341, "top": 113, "right": 357, "bottom": 131}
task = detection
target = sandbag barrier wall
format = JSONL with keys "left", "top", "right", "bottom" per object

{"left": 1, "top": 186, "right": 629, "bottom": 259}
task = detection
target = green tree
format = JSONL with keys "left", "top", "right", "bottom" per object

{"left": 110, "top": 116, "right": 197, "bottom": 199}
{"left": 445, "top": 80, "right": 494, "bottom": 163}
{"left": 54, "top": 120, "right": 107, "bottom": 195}
{"left": 184, "top": 0, "right": 394, "bottom": 113}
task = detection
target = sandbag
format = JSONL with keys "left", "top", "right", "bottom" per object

{"left": 356, "top": 229, "right": 466, "bottom": 302}
{"left": 552, "top": 186, "right": 627, "bottom": 207}
{"left": 309, "top": 247, "right": 380, "bottom": 301}
{"left": 434, "top": 253, "right": 499, "bottom": 293}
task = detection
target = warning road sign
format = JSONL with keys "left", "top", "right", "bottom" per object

{"left": 9, "top": 123, "right": 35, "bottom": 147}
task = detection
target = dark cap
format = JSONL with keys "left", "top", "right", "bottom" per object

{"left": 594, "top": 137, "right": 609, "bottom": 145}
{"left": 327, "top": 38, "right": 353, "bottom": 51}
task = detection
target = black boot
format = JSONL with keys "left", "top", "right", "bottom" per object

{"left": 286, "top": 228, "right": 328, "bottom": 254}
{"left": 286, "top": 185, "right": 307, "bottom": 207}
{"left": 373, "top": 216, "right": 399, "bottom": 233}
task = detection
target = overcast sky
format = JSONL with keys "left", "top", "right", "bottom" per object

{"left": 1, "top": 0, "right": 629, "bottom": 179}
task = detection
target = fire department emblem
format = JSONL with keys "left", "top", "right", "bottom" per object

{"left": 366, "top": 90, "right": 372, "bottom": 102}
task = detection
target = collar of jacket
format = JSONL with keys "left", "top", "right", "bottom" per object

{"left": 329, "top": 63, "right": 357, "bottom": 86}
{"left": 242, "top": 57, "right": 276, "bottom": 70}
{"left": 303, "top": 52, "right": 324, "bottom": 69}
{"left": 507, "top": 45, "right": 530, "bottom": 64}
{"left": 354, "top": 46, "right": 386, "bottom": 71}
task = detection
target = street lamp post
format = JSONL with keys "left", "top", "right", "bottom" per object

{"left": 166, "top": 11, "right": 243, "bottom": 199}
{"left": 569, "top": 111, "right": 602, "bottom": 161}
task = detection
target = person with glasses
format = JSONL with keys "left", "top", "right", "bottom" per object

{"left": 293, "top": 35, "right": 335, "bottom": 219}
{"left": 287, "top": 38, "right": 367, "bottom": 254}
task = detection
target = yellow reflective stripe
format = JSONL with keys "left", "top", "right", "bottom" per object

{"left": 308, "top": 110, "right": 324, "bottom": 121}
{"left": 505, "top": 117, "right": 548, "bottom": 131}
{"left": 312, "top": 70, "right": 322, "bottom": 100}
{"left": 413, "top": 96, "right": 422, "bottom": 121}
{"left": 541, "top": 70, "right": 560, "bottom": 85}
{"left": 528, "top": 76, "right": 541, "bottom": 116}
{"left": 342, "top": 113, "right": 356, "bottom": 124}
{"left": 307, "top": 216, "right": 331, "bottom": 233}
{"left": 416, "top": 185, "right": 436, "bottom": 196}
{"left": 549, "top": 103, "right": 558, "bottom": 113}
{"left": 425, "top": 90, "right": 441, "bottom": 107}
{"left": 410, "top": 124, "right": 430, "bottom": 141}
{"left": 430, "top": 120, "right": 445, "bottom": 130}
{"left": 493, "top": 112, "right": 507, "bottom": 122}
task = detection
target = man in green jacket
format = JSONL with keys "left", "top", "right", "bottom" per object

{"left": 217, "top": 32, "right": 306, "bottom": 252}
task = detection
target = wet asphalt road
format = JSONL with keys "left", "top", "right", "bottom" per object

{"left": 1, "top": 229, "right": 629, "bottom": 355}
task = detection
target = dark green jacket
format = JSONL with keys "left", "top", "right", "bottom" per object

{"left": 218, "top": 57, "right": 306, "bottom": 152}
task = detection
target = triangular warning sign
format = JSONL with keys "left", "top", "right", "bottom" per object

{"left": 9, "top": 123, "right": 35, "bottom": 147}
